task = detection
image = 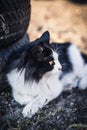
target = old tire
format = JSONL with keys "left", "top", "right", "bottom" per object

{"left": 0, "top": 0, "right": 31, "bottom": 50}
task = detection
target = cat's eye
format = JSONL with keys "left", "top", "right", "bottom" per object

{"left": 49, "top": 60, "right": 54, "bottom": 65}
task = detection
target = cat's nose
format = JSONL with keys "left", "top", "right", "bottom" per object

{"left": 58, "top": 67, "right": 62, "bottom": 71}
{"left": 58, "top": 66, "right": 62, "bottom": 71}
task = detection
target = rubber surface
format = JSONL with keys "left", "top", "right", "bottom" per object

{"left": 0, "top": 0, "right": 31, "bottom": 50}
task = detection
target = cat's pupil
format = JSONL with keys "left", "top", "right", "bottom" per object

{"left": 49, "top": 60, "right": 55, "bottom": 65}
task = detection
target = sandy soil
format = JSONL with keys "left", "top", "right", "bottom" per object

{"left": 28, "top": 0, "right": 87, "bottom": 54}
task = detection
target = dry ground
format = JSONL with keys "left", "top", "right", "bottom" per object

{"left": 28, "top": 0, "right": 87, "bottom": 54}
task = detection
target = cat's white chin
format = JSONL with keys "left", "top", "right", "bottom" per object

{"left": 53, "top": 50, "right": 62, "bottom": 73}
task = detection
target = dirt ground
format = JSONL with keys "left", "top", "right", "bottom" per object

{"left": 0, "top": 0, "right": 87, "bottom": 130}
{"left": 28, "top": 0, "right": 87, "bottom": 54}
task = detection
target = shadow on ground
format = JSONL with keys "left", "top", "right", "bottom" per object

{"left": 0, "top": 87, "right": 87, "bottom": 130}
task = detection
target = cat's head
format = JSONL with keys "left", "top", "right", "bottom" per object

{"left": 19, "top": 31, "right": 62, "bottom": 82}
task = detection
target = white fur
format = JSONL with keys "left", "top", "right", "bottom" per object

{"left": 62, "top": 44, "right": 87, "bottom": 90}
{"left": 79, "top": 65, "right": 87, "bottom": 89}
{"left": 68, "top": 44, "right": 84, "bottom": 76}
{"left": 7, "top": 51, "right": 63, "bottom": 118}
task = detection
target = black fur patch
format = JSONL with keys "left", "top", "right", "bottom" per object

{"left": 81, "top": 53, "right": 87, "bottom": 64}
{"left": 6, "top": 31, "right": 55, "bottom": 82}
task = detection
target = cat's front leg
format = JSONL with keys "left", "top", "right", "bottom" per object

{"left": 22, "top": 96, "right": 46, "bottom": 118}
{"left": 12, "top": 89, "right": 32, "bottom": 105}
{"left": 22, "top": 74, "right": 63, "bottom": 118}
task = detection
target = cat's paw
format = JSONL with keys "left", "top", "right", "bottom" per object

{"left": 22, "top": 99, "right": 44, "bottom": 118}
{"left": 22, "top": 104, "right": 39, "bottom": 118}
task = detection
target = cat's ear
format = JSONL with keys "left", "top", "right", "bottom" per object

{"left": 39, "top": 31, "right": 50, "bottom": 44}
{"left": 32, "top": 31, "right": 50, "bottom": 46}
{"left": 31, "top": 31, "right": 50, "bottom": 61}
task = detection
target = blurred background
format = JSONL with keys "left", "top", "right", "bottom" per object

{"left": 28, "top": 0, "right": 87, "bottom": 54}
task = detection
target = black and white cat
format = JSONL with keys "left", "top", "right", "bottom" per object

{"left": 6, "top": 31, "right": 63, "bottom": 118}
{"left": 51, "top": 42, "right": 87, "bottom": 90}
{"left": 5, "top": 31, "right": 87, "bottom": 118}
